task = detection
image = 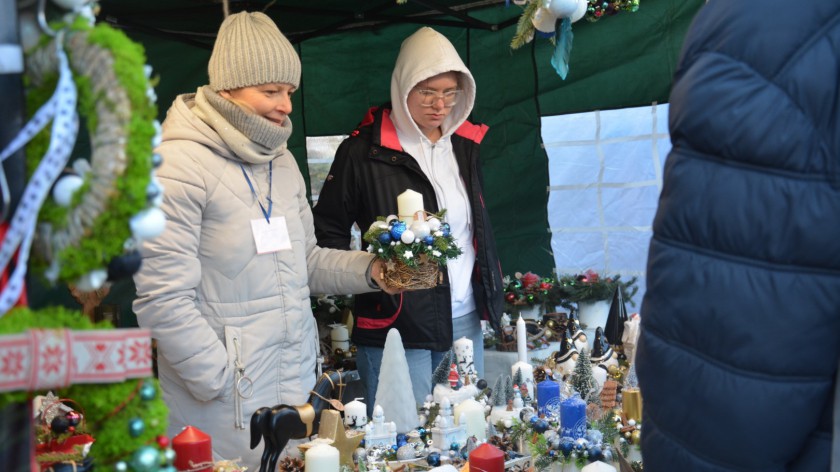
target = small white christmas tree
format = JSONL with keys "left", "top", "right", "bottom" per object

{"left": 375, "top": 329, "right": 420, "bottom": 433}
{"left": 571, "top": 347, "right": 598, "bottom": 403}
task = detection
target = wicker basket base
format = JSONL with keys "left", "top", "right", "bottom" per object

{"left": 382, "top": 256, "right": 441, "bottom": 290}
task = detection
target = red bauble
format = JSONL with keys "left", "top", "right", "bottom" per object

{"left": 156, "top": 434, "right": 170, "bottom": 449}
{"left": 505, "top": 293, "right": 516, "bottom": 302}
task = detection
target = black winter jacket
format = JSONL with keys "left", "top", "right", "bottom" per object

{"left": 313, "top": 105, "right": 504, "bottom": 351}
{"left": 636, "top": 2, "right": 840, "bottom": 471}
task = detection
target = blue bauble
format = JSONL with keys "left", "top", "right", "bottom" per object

{"left": 423, "top": 235, "right": 435, "bottom": 245}
{"left": 397, "top": 433, "right": 407, "bottom": 443}
{"left": 450, "top": 442, "right": 460, "bottom": 451}
{"left": 131, "top": 446, "right": 160, "bottom": 472}
{"left": 588, "top": 445, "right": 603, "bottom": 462}
{"left": 114, "top": 461, "right": 129, "bottom": 472}
{"left": 378, "top": 232, "right": 392, "bottom": 244}
{"left": 559, "top": 438, "right": 574, "bottom": 457}
{"left": 530, "top": 415, "right": 539, "bottom": 424}
{"left": 139, "top": 381, "right": 157, "bottom": 401}
{"left": 418, "top": 427, "right": 427, "bottom": 438}
{"left": 440, "top": 222, "right": 451, "bottom": 237}
{"left": 159, "top": 467, "right": 177, "bottom": 472}
{"left": 128, "top": 417, "right": 145, "bottom": 438}
{"left": 390, "top": 221, "right": 407, "bottom": 240}
{"left": 533, "top": 419, "right": 550, "bottom": 433}
{"left": 426, "top": 452, "right": 441, "bottom": 466}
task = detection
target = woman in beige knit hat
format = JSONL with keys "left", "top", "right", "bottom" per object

{"left": 133, "top": 11, "right": 395, "bottom": 470}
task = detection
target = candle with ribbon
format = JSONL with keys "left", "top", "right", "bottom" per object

{"left": 397, "top": 189, "right": 424, "bottom": 221}
{"left": 172, "top": 425, "right": 213, "bottom": 472}
{"left": 536, "top": 379, "right": 561, "bottom": 417}
{"left": 304, "top": 443, "right": 339, "bottom": 472}
{"left": 560, "top": 393, "right": 587, "bottom": 439}
{"left": 329, "top": 324, "right": 350, "bottom": 354}
{"left": 468, "top": 442, "right": 504, "bottom": 472}
{"left": 343, "top": 398, "right": 367, "bottom": 430}
{"left": 454, "top": 398, "right": 486, "bottom": 441}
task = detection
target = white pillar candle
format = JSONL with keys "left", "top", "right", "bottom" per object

{"left": 454, "top": 398, "right": 486, "bottom": 441}
{"left": 304, "top": 443, "right": 339, "bottom": 472}
{"left": 397, "top": 189, "right": 424, "bottom": 221}
{"left": 516, "top": 315, "right": 527, "bottom": 363}
{"left": 330, "top": 324, "right": 350, "bottom": 353}
{"left": 453, "top": 336, "right": 475, "bottom": 377}
{"left": 343, "top": 398, "right": 367, "bottom": 429}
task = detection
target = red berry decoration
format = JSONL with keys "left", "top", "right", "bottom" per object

{"left": 156, "top": 434, "right": 170, "bottom": 449}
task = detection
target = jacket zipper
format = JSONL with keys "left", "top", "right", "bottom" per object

{"left": 232, "top": 337, "right": 252, "bottom": 430}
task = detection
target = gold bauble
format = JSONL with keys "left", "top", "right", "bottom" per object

{"left": 631, "top": 430, "right": 641, "bottom": 445}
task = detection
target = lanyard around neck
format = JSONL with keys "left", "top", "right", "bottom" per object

{"left": 240, "top": 162, "right": 273, "bottom": 224}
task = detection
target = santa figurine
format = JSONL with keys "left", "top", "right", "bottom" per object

{"left": 448, "top": 363, "right": 462, "bottom": 390}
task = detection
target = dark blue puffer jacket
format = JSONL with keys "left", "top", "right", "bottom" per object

{"left": 636, "top": 1, "right": 840, "bottom": 471}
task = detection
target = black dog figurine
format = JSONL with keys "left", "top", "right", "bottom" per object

{"left": 250, "top": 370, "right": 359, "bottom": 472}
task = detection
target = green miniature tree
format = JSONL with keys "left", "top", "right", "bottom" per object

{"left": 432, "top": 349, "right": 455, "bottom": 386}
{"left": 571, "top": 348, "right": 598, "bottom": 403}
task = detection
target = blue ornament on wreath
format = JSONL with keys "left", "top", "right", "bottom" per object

{"left": 378, "top": 232, "right": 392, "bottom": 244}
{"left": 139, "top": 381, "right": 156, "bottom": 401}
{"left": 426, "top": 451, "right": 441, "bottom": 466}
{"left": 440, "top": 222, "right": 451, "bottom": 237}
{"left": 559, "top": 437, "right": 575, "bottom": 457}
{"left": 390, "top": 221, "right": 407, "bottom": 240}
{"left": 423, "top": 235, "right": 435, "bottom": 245}
{"left": 533, "top": 418, "right": 550, "bottom": 433}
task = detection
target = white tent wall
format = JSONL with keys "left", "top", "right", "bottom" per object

{"left": 543, "top": 103, "right": 671, "bottom": 309}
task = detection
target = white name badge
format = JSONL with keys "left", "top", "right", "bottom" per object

{"left": 250, "top": 216, "right": 292, "bottom": 254}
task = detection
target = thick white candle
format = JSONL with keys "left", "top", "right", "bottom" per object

{"left": 330, "top": 324, "right": 350, "bottom": 353}
{"left": 343, "top": 398, "right": 367, "bottom": 429}
{"left": 454, "top": 398, "right": 486, "bottom": 441}
{"left": 453, "top": 336, "right": 475, "bottom": 376}
{"left": 516, "top": 315, "right": 527, "bottom": 363}
{"left": 304, "top": 443, "right": 339, "bottom": 472}
{"left": 397, "top": 189, "right": 424, "bottom": 221}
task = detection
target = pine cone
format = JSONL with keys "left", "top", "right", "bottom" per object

{"left": 533, "top": 366, "right": 548, "bottom": 383}
{"left": 278, "top": 456, "right": 305, "bottom": 472}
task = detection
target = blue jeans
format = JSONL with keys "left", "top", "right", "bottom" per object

{"left": 355, "top": 312, "right": 484, "bottom": 416}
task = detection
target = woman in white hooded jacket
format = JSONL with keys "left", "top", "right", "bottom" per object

{"left": 314, "top": 27, "right": 504, "bottom": 413}
{"left": 133, "top": 12, "right": 391, "bottom": 470}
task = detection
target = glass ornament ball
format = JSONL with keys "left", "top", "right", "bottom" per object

{"left": 131, "top": 446, "right": 161, "bottom": 472}
{"left": 400, "top": 229, "right": 416, "bottom": 244}
{"left": 51, "top": 415, "right": 71, "bottom": 434}
{"left": 128, "top": 417, "right": 146, "bottom": 438}
{"left": 440, "top": 222, "right": 451, "bottom": 237}
{"left": 409, "top": 221, "right": 431, "bottom": 239}
{"left": 114, "top": 461, "right": 129, "bottom": 472}
{"left": 66, "top": 411, "right": 82, "bottom": 426}
{"left": 140, "top": 382, "right": 157, "bottom": 401}
{"left": 378, "top": 232, "right": 392, "bottom": 244}
{"left": 423, "top": 235, "right": 434, "bottom": 245}
{"left": 426, "top": 452, "right": 441, "bottom": 466}
{"left": 156, "top": 435, "right": 170, "bottom": 449}
{"left": 163, "top": 447, "right": 176, "bottom": 462}
{"left": 389, "top": 221, "right": 407, "bottom": 239}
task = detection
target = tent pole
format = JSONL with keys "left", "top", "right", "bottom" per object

{"left": 0, "top": 0, "right": 26, "bottom": 223}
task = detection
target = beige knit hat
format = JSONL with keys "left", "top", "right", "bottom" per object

{"left": 208, "top": 11, "right": 301, "bottom": 91}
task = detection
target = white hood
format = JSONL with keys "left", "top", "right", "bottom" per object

{"left": 389, "top": 27, "right": 476, "bottom": 141}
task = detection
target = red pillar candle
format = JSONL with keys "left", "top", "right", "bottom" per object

{"left": 469, "top": 443, "right": 505, "bottom": 472}
{"left": 172, "top": 426, "right": 213, "bottom": 472}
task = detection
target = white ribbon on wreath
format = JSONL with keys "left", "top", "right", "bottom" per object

{"left": 0, "top": 38, "right": 79, "bottom": 316}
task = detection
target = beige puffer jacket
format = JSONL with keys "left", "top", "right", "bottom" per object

{"left": 134, "top": 90, "right": 376, "bottom": 469}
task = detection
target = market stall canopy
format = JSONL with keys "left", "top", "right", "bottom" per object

{"left": 96, "top": 0, "right": 518, "bottom": 48}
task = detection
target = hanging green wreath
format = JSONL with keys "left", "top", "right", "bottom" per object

{"left": 24, "top": 16, "right": 159, "bottom": 285}
{"left": 0, "top": 307, "right": 168, "bottom": 467}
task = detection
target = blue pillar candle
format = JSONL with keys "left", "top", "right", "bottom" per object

{"left": 560, "top": 393, "right": 587, "bottom": 439}
{"left": 536, "top": 379, "right": 561, "bottom": 417}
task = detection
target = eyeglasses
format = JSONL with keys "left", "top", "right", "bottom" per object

{"left": 415, "top": 89, "right": 461, "bottom": 107}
